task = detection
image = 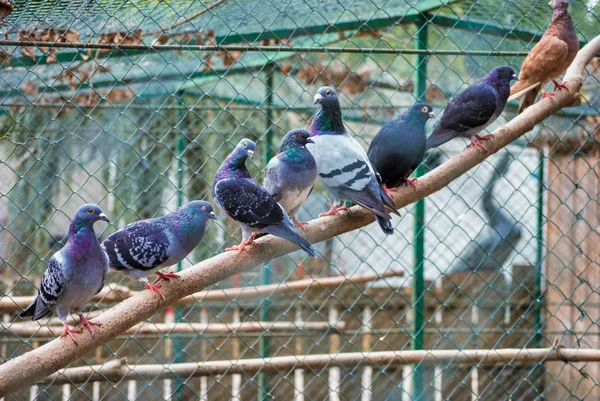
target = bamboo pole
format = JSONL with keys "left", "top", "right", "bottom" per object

{"left": 1, "top": 321, "right": 347, "bottom": 338}
{"left": 0, "top": 271, "right": 404, "bottom": 313}
{"left": 38, "top": 348, "right": 600, "bottom": 385}
{"left": 0, "top": 36, "right": 596, "bottom": 397}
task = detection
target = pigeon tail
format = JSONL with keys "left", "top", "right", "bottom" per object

{"left": 379, "top": 186, "right": 400, "bottom": 216}
{"left": 518, "top": 86, "right": 541, "bottom": 114}
{"left": 20, "top": 297, "right": 51, "bottom": 320}
{"left": 375, "top": 215, "right": 394, "bottom": 235}
{"left": 425, "top": 129, "right": 457, "bottom": 150}
{"left": 263, "top": 225, "right": 317, "bottom": 258}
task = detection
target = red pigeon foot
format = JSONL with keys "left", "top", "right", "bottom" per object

{"left": 541, "top": 90, "right": 555, "bottom": 100}
{"left": 225, "top": 234, "right": 260, "bottom": 254}
{"left": 382, "top": 184, "right": 397, "bottom": 196}
{"left": 144, "top": 281, "right": 165, "bottom": 300}
{"left": 401, "top": 178, "right": 418, "bottom": 189}
{"left": 319, "top": 204, "right": 350, "bottom": 217}
{"left": 77, "top": 313, "right": 101, "bottom": 339}
{"left": 468, "top": 138, "right": 488, "bottom": 151}
{"left": 552, "top": 80, "right": 569, "bottom": 91}
{"left": 60, "top": 322, "right": 83, "bottom": 344}
{"left": 475, "top": 134, "right": 493, "bottom": 141}
{"left": 292, "top": 217, "right": 309, "bottom": 227}
{"left": 155, "top": 271, "right": 181, "bottom": 283}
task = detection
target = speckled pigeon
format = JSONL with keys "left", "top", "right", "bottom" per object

{"left": 263, "top": 129, "right": 317, "bottom": 227}
{"left": 20, "top": 204, "right": 110, "bottom": 342}
{"left": 308, "top": 86, "right": 398, "bottom": 235}
{"left": 368, "top": 103, "right": 435, "bottom": 194}
{"left": 212, "top": 138, "right": 317, "bottom": 257}
{"left": 425, "top": 66, "right": 518, "bottom": 151}
{"left": 102, "top": 201, "right": 216, "bottom": 299}
{"left": 510, "top": 0, "right": 578, "bottom": 114}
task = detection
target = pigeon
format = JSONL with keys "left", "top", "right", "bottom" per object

{"left": 212, "top": 138, "right": 317, "bottom": 257}
{"left": 425, "top": 66, "right": 519, "bottom": 151}
{"left": 510, "top": 0, "right": 578, "bottom": 114}
{"left": 448, "top": 152, "right": 522, "bottom": 273}
{"left": 102, "top": 201, "right": 216, "bottom": 300}
{"left": 308, "top": 86, "right": 398, "bottom": 235}
{"left": 20, "top": 204, "right": 110, "bottom": 342}
{"left": 367, "top": 103, "right": 435, "bottom": 195}
{"left": 263, "top": 129, "right": 317, "bottom": 227}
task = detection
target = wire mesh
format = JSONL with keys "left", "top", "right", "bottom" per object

{"left": 0, "top": 0, "right": 599, "bottom": 400}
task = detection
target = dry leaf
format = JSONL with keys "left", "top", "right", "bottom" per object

{"left": 219, "top": 50, "right": 241, "bottom": 67}
{"left": 152, "top": 33, "right": 170, "bottom": 46}
{"left": 19, "top": 81, "right": 38, "bottom": 97}
{"left": 280, "top": 64, "right": 293, "bottom": 75}
{"left": 18, "top": 30, "right": 36, "bottom": 60}
{"left": 0, "top": 49, "right": 11, "bottom": 65}
{"left": 0, "top": 0, "right": 12, "bottom": 24}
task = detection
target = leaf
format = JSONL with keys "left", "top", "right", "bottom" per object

{"left": 0, "top": 0, "right": 12, "bottom": 24}
{"left": 19, "top": 81, "right": 39, "bottom": 97}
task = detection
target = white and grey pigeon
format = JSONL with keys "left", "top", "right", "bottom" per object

{"left": 307, "top": 86, "right": 398, "bottom": 235}
{"left": 20, "top": 204, "right": 110, "bottom": 342}
{"left": 101, "top": 201, "right": 216, "bottom": 300}
{"left": 263, "top": 129, "right": 317, "bottom": 227}
{"left": 212, "top": 138, "right": 317, "bottom": 257}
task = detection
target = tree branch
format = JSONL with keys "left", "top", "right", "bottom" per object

{"left": 0, "top": 34, "right": 597, "bottom": 398}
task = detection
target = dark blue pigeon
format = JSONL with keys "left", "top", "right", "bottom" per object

{"left": 368, "top": 103, "right": 435, "bottom": 194}
{"left": 426, "top": 66, "right": 518, "bottom": 151}
{"left": 308, "top": 86, "right": 398, "bottom": 235}
{"left": 102, "top": 201, "right": 216, "bottom": 300}
{"left": 263, "top": 129, "right": 317, "bottom": 227}
{"left": 20, "top": 204, "right": 110, "bottom": 342}
{"left": 212, "top": 138, "right": 317, "bottom": 257}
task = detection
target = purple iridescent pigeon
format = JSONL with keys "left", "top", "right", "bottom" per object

{"left": 425, "top": 66, "right": 518, "bottom": 151}
{"left": 102, "top": 201, "right": 216, "bottom": 300}
{"left": 20, "top": 204, "right": 110, "bottom": 342}
{"left": 307, "top": 86, "right": 398, "bottom": 235}
{"left": 212, "top": 138, "right": 316, "bottom": 257}
{"left": 263, "top": 129, "right": 317, "bottom": 227}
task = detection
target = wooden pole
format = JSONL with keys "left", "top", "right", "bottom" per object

{"left": 38, "top": 347, "right": 600, "bottom": 385}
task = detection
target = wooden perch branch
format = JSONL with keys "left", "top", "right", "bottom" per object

{"left": 40, "top": 347, "right": 600, "bottom": 385}
{"left": 0, "top": 270, "right": 402, "bottom": 313}
{"left": 1, "top": 320, "right": 346, "bottom": 338}
{"left": 0, "top": 35, "right": 597, "bottom": 398}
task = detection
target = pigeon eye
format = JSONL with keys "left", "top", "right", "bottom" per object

{"left": 421, "top": 106, "right": 428, "bottom": 113}
{"left": 87, "top": 208, "right": 94, "bottom": 214}
{"left": 201, "top": 206, "right": 207, "bottom": 211}
{"left": 243, "top": 142, "right": 247, "bottom": 147}
{"left": 297, "top": 133, "right": 303, "bottom": 138}
{"left": 504, "top": 69, "right": 510, "bottom": 74}
{"left": 325, "top": 90, "right": 332, "bottom": 96}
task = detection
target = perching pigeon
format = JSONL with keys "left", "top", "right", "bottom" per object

{"left": 425, "top": 66, "right": 518, "bottom": 151}
{"left": 308, "top": 86, "right": 398, "bottom": 235}
{"left": 510, "top": 0, "right": 578, "bottom": 114}
{"left": 20, "top": 204, "right": 110, "bottom": 342}
{"left": 212, "top": 138, "right": 317, "bottom": 257}
{"left": 448, "top": 152, "right": 522, "bottom": 273}
{"left": 368, "top": 103, "right": 435, "bottom": 194}
{"left": 102, "top": 201, "right": 216, "bottom": 299}
{"left": 263, "top": 129, "right": 317, "bottom": 227}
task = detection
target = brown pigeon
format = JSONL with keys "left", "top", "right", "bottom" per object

{"left": 510, "top": 0, "right": 579, "bottom": 114}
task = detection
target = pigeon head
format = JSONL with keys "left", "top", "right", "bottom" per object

{"left": 233, "top": 138, "right": 256, "bottom": 160}
{"left": 185, "top": 200, "right": 217, "bottom": 221}
{"left": 279, "top": 129, "right": 314, "bottom": 152}
{"left": 487, "top": 66, "right": 519, "bottom": 84}
{"left": 311, "top": 86, "right": 345, "bottom": 136}
{"left": 550, "top": 0, "right": 569, "bottom": 11}
{"left": 73, "top": 204, "right": 110, "bottom": 224}
{"left": 407, "top": 103, "right": 436, "bottom": 123}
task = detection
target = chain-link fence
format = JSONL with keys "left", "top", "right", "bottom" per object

{"left": 0, "top": 0, "right": 599, "bottom": 400}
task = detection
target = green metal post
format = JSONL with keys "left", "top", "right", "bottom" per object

{"left": 258, "top": 62, "right": 276, "bottom": 401}
{"left": 412, "top": 17, "right": 428, "bottom": 401}
{"left": 533, "top": 150, "right": 545, "bottom": 396}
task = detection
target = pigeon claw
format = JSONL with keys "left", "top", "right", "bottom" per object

{"left": 292, "top": 217, "right": 309, "bottom": 228}
{"left": 382, "top": 184, "right": 397, "bottom": 196}
{"left": 541, "top": 90, "right": 555, "bottom": 100}
{"left": 401, "top": 179, "right": 418, "bottom": 190}
{"left": 60, "top": 322, "right": 82, "bottom": 344}
{"left": 468, "top": 138, "right": 488, "bottom": 151}
{"left": 319, "top": 204, "right": 350, "bottom": 217}
{"left": 155, "top": 271, "right": 181, "bottom": 283}
{"left": 77, "top": 313, "right": 102, "bottom": 339}
{"left": 552, "top": 80, "right": 569, "bottom": 91}
{"left": 144, "top": 281, "right": 166, "bottom": 300}
{"left": 475, "top": 134, "right": 493, "bottom": 141}
{"left": 226, "top": 234, "right": 260, "bottom": 254}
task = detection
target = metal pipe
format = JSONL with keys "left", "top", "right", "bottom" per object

{"left": 533, "top": 149, "right": 546, "bottom": 396}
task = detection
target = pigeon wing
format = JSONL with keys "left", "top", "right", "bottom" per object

{"left": 215, "top": 177, "right": 284, "bottom": 229}
{"left": 102, "top": 218, "right": 171, "bottom": 272}
{"left": 36, "top": 255, "right": 66, "bottom": 319}
{"left": 263, "top": 156, "right": 284, "bottom": 202}
{"left": 439, "top": 83, "right": 498, "bottom": 134}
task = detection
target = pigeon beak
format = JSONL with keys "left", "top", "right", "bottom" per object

{"left": 209, "top": 212, "right": 217, "bottom": 220}
{"left": 306, "top": 138, "right": 315, "bottom": 144}
{"left": 313, "top": 93, "right": 323, "bottom": 105}
{"left": 247, "top": 150, "right": 254, "bottom": 159}
{"left": 428, "top": 111, "right": 436, "bottom": 119}
{"left": 98, "top": 213, "right": 110, "bottom": 223}
{"left": 512, "top": 74, "right": 519, "bottom": 81}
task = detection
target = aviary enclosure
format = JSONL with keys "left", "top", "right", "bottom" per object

{"left": 0, "top": 0, "right": 599, "bottom": 400}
